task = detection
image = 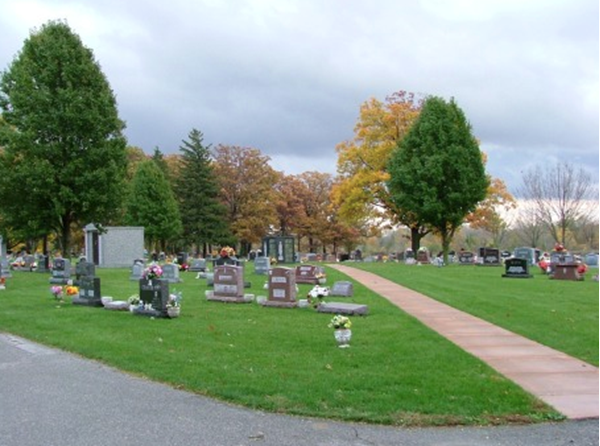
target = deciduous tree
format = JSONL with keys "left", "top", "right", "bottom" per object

{"left": 0, "top": 20, "right": 127, "bottom": 254}
{"left": 388, "top": 96, "right": 488, "bottom": 263}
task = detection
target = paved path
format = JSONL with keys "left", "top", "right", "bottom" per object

{"left": 0, "top": 333, "right": 598, "bottom": 446}
{"left": 329, "top": 264, "right": 599, "bottom": 420}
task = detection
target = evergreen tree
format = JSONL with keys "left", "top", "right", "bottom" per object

{"left": 176, "top": 129, "right": 231, "bottom": 255}
{"left": 388, "top": 96, "right": 488, "bottom": 263}
{"left": 125, "top": 160, "right": 182, "bottom": 251}
{"left": 0, "top": 20, "right": 127, "bottom": 254}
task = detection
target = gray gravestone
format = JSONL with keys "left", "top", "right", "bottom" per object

{"left": 189, "top": 258, "right": 207, "bottom": 272}
{"left": 75, "top": 259, "right": 95, "bottom": 283}
{"left": 49, "top": 258, "right": 71, "bottom": 284}
{"left": 317, "top": 302, "right": 368, "bottom": 316}
{"left": 263, "top": 267, "right": 297, "bottom": 308}
{"left": 1, "top": 258, "right": 12, "bottom": 279}
{"left": 129, "top": 259, "right": 145, "bottom": 281}
{"left": 162, "top": 263, "right": 182, "bottom": 283}
{"left": 502, "top": 258, "right": 532, "bottom": 278}
{"left": 331, "top": 281, "right": 354, "bottom": 297}
{"left": 254, "top": 256, "right": 271, "bottom": 275}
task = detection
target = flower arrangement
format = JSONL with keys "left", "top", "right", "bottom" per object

{"left": 166, "top": 290, "right": 182, "bottom": 309}
{"left": 219, "top": 246, "right": 236, "bottom": 257}
{"left": 50, "top": 285, "right": 64, "bottom": 301}
{"left": 307, "top": 285, "right": 329, "bottom": 308}
{"left": 65, "top": 285, "right": 79, "bottom": 296}
{"left": 142, "top": 263, "right": 163, "bottom": 280}
{"left": 328, "top": 314, "right": 352, "bottom": 330}
{"left": 127, "top": 294, "right": 141, "bottom": 306}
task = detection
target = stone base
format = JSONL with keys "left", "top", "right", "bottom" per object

{"left": 261, "top": 300, "right": 298, "bottom": 309}
{"left": 103, "top": 301, "right": 130, "bottom": 311}
{"left": 72, "top": 297, "right": 103, "bottom": 307}
{"left": 317, "top": 302, "right": 368, "bottom": 316}
{"left": 206, "top": 291, "right": 253, "bottom": 303}
{"left": 49, "top": 278, "right": 70, "bottom": 285}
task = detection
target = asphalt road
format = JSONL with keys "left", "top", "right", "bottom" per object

{"left": 0, "top": 333, "right": 597, "bottom": 446}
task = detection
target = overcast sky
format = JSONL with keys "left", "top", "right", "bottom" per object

{"left": 1, "top": 0, "right": 598, "bottom": 194}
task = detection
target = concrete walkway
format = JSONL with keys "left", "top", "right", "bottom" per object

{"left": 329, "top": 264, "right": 599, "bottom": 420}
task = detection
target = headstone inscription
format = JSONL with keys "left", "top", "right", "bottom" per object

{"left": 263, "top": 267, "right": 297, "bottom": 308}
{"left": 49, "top": 258, "right": 71, "bottom": 284}
{"left": 254, "top": 256, "right": 271, "bottom": 275}
{"left": 129, "top": 259, "right": 145, "bottom": 281}
{"left": 478, "top": 247, "right": 501, "bottom": 266}
{"left": 330, "top": 281, "right": 354, "bottom": 297}
{"left": 502, "top": 257, "right": 532, "bottom": 278}
{"left": 138, "top": 278, "right": 169, "bottom": 317}
{"left": 206, "top": 265, "right": 250, "bottom": 303}
{"left": 162, "top": 263, "right": 182, "bottom": 283}
{"left": 458, "top": 251, "right": 475, "bottom": 265}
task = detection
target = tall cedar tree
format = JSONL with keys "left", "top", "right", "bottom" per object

{"left": 387, "top": 96, "right": 488, "bottom": 263}
{"left": 176, "top": 129, "right": 231, "bottom": 255}
{"left": 125, "top": 160, "right": 182, "bottom": 251}
{"left": 0, "top": 20, "right": 128, "bottom": 254}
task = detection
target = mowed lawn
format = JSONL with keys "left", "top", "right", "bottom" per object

{"left": 1, "top": 262, "right": 594, "bottom": 426}
{"left": 349, "top": 261, "right": 598, "bottom": 366}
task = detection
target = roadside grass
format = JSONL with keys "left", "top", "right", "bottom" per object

{"left": 0, "top": 265, "right": 568, "bottom": 426}
{"left": 348, "top": 262, "right": 599, "bottom": 366}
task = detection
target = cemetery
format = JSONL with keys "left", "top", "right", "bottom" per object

{"left": 0, "top": 255, "right": 596, "bottom": 426}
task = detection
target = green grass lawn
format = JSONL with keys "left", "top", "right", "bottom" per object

{"left": 348, "top": 262, "right": 599, "bottom": 366}
{"left": 2, "top": 262, "right": 592, "bottom": 426}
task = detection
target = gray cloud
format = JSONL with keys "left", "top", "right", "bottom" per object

{"left": 1, "top": 0, "right": 597, "bottom": 193}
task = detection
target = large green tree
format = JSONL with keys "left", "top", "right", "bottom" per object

{"left": 388, "top": 96, "right": 488, "bottom": 263}
{"left": 176, "top": 129, "right": 231, "bottom": 255}
{"left": 0, "top": 20, "right": 127, "bottom": 254}
{"left": 125, "top": 160, "right": 182, "bottom": 251}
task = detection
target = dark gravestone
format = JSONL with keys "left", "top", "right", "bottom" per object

{"left": 189, "top": 258, "right": 207, "bottom": 273}
{"left": 75, "top": 259, "right": 95, "bottom": 284}
{"left": 254, "top": 256, "right": 271, "bottom": 275}
{"left": 502, "top": 258, "right": 532, "bottom": 278}
{"left": 137, "top": 279, "right": 169, "bottom": 317}
{"left": 177, "top": 252, "right": 188, "bottom": 265}
{"left": 162, "top": 263, "right": 182, "bottom": 283}
{"left": 263, "top": 267, "right": 297, "bottom": 308}
{"left": 458, "top": 251, "right": 475, "bottom": 265}
{"left": 213, "top": 256, "right": 242, "bottom": 267}
{"left": 49, "top": 258, "right": 71, "bottom": 284}
{"left": 129, "top": 259, "right": 145, "bottom": 281}
{"left": 330, "top": 281, "right": 353, "bottom": 297}
{"left": 207, "top": 265, "right": 249, "bottom": 303}
{"left": 295, "top": 265, "right": 320, "bottom": 284}
{"left": 72, "top": 277, "right": 102, "bottom": 307}
{"left": 479, "top": 247, "right": 501, "bottom": 266}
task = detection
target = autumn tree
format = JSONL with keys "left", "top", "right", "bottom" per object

{"left": 518, "top": 162, "right": 596, "bottom": 246}
{"left": 212, "top": 145, "right": 278, "bottom": 254}
{"left": 388, "top": 96, "right": 488, "bottom": 263}
{"left": 0, "top": 20, "right": 128, "bottom": 254}
{"left": 332, "top": 91, "right": 427, "bottom": 247}
{"left": 124, "top": 160, "right": 182, "bottom": 251}
{"left": 176, "top": 129, "right": 231, "bottom": 255}
{"left": 295, "top": 172, "right": 335, "bottom": 253}
{"left": 273, "top": 173, "right": 309, "bottom": 237}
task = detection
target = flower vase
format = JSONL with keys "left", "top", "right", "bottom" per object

{"left": 167, "top": 307, "right": 180, "bottom": 318}
{"left": 334, "top": 329, "right": 352, "bottom": 348}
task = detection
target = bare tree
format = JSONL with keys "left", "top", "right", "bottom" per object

{"left": 518, "top": 162, "right": 596, "bottom": 246}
